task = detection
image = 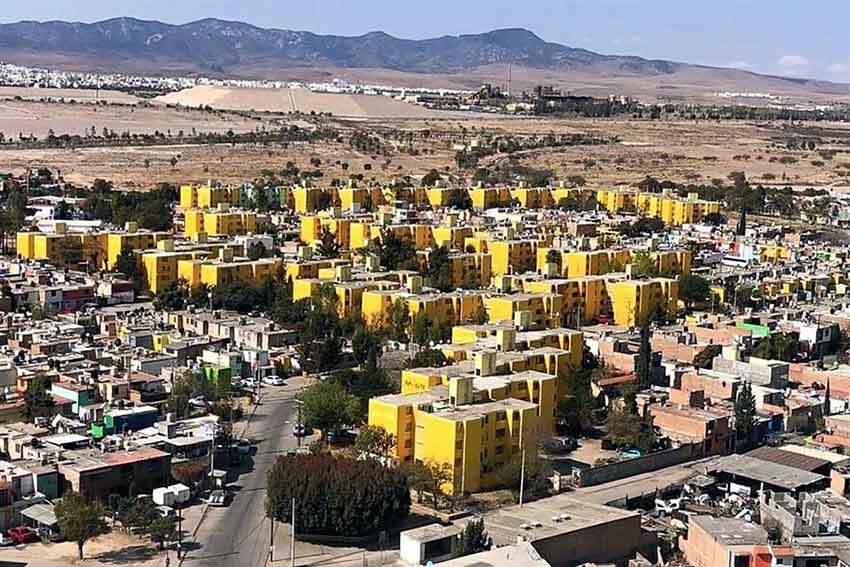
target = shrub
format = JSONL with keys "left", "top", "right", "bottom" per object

{"left": 265, "top": 454, "right": 410, "bottom": 537}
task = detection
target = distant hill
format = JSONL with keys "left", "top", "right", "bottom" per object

{"left": 0, "top": 18, "right": 847, "bottom": 102}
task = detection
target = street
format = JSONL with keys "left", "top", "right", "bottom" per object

{"left": 182, "top": 379, "right": 300, "bottom": 567}
{"left": 182, "top": 377, "right": 400, "bottom": 567}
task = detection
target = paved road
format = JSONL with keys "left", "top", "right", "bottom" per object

{"left": 182, "top": 380, "right": 302, "bottom": 567}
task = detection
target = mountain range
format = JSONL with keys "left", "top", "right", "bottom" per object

{"left": 0, "top": 18, "right": 847, "bottom": 101}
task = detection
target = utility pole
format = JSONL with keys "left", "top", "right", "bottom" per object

{"left": 518, "top": 421, "right": 526, "bottom": 507}
{"left": 269, "top": 515, "right": 275, "bottom": 563}
{"left": 290, "top": 497, "right": 296, "bottom": 567}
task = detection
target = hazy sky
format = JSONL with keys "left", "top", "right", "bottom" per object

{"left": 2, "top": 0, "right": 849, "bottom": 81}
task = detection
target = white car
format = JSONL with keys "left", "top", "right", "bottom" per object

{"left": 206, "top": 490, "right": 230, "bottom": 507}
{"left": 241, "top": 377, "right": 259, "bottom": 389}
{"left": 262, "top": 375, "right": 285, "bottom": 386}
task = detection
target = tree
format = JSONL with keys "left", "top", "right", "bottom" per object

{"left": 752, "top": 332, "right": 798, "bottom": 362}
{"left": 402, "top": 460, "right": 454, "bottom": 509}
{"left": 629, "top": 250, "right": 659, "bottom": 279}
{"left": 425, "top": 245, "right": 454, "bottom": 292}
{"left": 265, "top": 453, "right": 410, "bottom": 537}
{"left": 317, "top": 228, "right": 340, "bottom": 258}
{"left": 247, "top": 241, "right": 267, "bottom": 261}
{"left": 494, "top": 453, "right": 552, "bottom": 503}
{"left": 409, "top": 349, "right": 449, "bottom": 368}
{"left": 693, "top": 344, "right": 722, "bottom": 370}
{"left": 354, "top": 424, "right": 396, "bottom": 458}
{"left": 387, "top": 299, "right": 410, "bottom": 343}
{"left": 115, "top": 247, "right": 143, "bottom": 291}
{"left": 558, "top": 348, "right": 598, "bottom": 435}
{"left": 702, "top": 212, "right": 727, "bottom": 226}
{"left": 299, "top": 379, "right": 361, "bottom": 438}
{"left": 351, "top": 325, "right": 381, "bottom": 365}
{"left": 607, "top": 407, "right": 657, "bottom": 452}
{"left": 679, "top": 274, "right": 712, "bottom": 308}
{"left": 154, "top": 280, "right": 188, "bottom": 311}
{"left": 457, "top": 517, "right": 492, "bottom": 556}
{"left": 55, "top": 238, "right": 83, "bottom": 268}
{"left": 148, "top": 516, "right": 176, "bottom": 550}
{"left": 171, "top": 461, "right": 207, "bottom": 487}
{"left": 54, "top": 492, "right": 108, "bottom": 560}
{"left": 24, "top": 375, "right": 55, "bottom": 421}
{"left": 373, "top": 230, "right": 417, "bottom": 271}
{"left": 734, "top": 382, "right": 757, "bottom": 444}
{"left": 635, "top": 324, "right": 652, "bottom": 389}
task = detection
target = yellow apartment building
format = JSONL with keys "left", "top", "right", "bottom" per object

{"left": 489, "top": 240, "right": 538, "bottom": 276}
{"left": 292, "top": 186, "right": 332, "bottom": 214}
{"left": 597, "top": 189, "right": 637, "bottom": 213}
{"left": 469, "top": 187, "right": 512, "bottom": 210}
{"left": 432, "top": 226, "right": 474, "bottom": 250}
{"left": 607, "top": 277, "right": 679, "bottom": 327}
{"left": 369, "top": 371, "right": 542, "bottom": 493}
{"left": 485, "top": 292, "right": 563, "bottom": 330}
{"left": 184, "top": 207, "right": 257, "bottom": 239}
{"left": 509, "top": 186, "right": 554, "bottom": 209}
{"left": 635, "top": 191, "right": 722, "bottom": 225}
{"left": 447, "top": 252, "right": 492, "bottom": 289}
{"left": 180, "top": 184, "right": 241, "bottom": 209}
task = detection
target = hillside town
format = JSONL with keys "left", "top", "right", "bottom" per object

{"left": 0, "top": 171, "right": 848, "bottom": 567}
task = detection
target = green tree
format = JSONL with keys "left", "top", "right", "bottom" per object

{"left": 457, "top": 517, "right": 493, "bottom": 556}
{"left": 265, "top": 454, "right": 410, "bottom": 537}
{"left": 154, "top": 280, "right": 188, "bottom": 311}
{"left": 409, "top": 349, "right": 449, "bottom": 368}
{"left": 702, "top": 212, "right": 727, "bottom": 226}
{"left": 629, "top": 250, "right": 659, "bottom": 279}
{"left": 607, "top": 407, "right": 657, "bottom": 452}
{"left": 425, "top": 245, "right": 454, "bottom": 292}
{"left": 299, "top": 379, "right": 361, "bottom": 438}
{"left": 351, "top": 325, "right": 381, "bottom": 365}
{"left": 693, "top": 344, "right": 722, "bottom": 369}
{"left": 55, "top": 238, "right": 83, "bottom": 268}
{"left": 148, "top": 516, "right": 176, "bottom": 550}
{"left": 635, "top": 324, "right": 652, "bottom": 389}
{"left": 402, "top": 460, "right": 454, "bottom": 509}
{"left": 354, "top": 424, "right": 396, "bottom": 458}
{"left": 494, "top": 453, "right": 552, "bottom": 503}
{"left": 388, "top": 299, "right": 410, "bottom": 343}
{"left": 752, "top": 332, "right": 798, "bottom": 362}
{"left": 24, "top": 375, "right": 55, "bottom": 421}
{"left": 373, "top": 230, "right": 417, "bottom": 271}
{"left": 247, "top": 241, "right": 268, "bottom": 260}
{"left": 54, "top": 492, "right": 108, "bottom": 560}
{"left": 734, "top": 382, "right": 757, "bottom": 444}
{"left": 115, "top": 247, "right": 144, "bottom": 291}
{"left": 679, "top": 274, "right": 711, "bottom": 308}
{"left": 317, "top": 228, "right": 340, "bottom": 258}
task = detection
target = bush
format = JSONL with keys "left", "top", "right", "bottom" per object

{"left": 265, "top": 454, "right": 410, "bottom": 537}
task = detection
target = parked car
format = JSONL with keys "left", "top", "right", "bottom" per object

{"left": 262, "top": 375, "right": 285, "bottom": 386}
{"left": 241, "top": 377, "right": 259, "bottom": 389}
{"left": 8, "top": 526, "right": 38, "bottom": 544}
{"left": 293, "top": 423, "right": 314, "bottom": 437}
{"left": 206, "top": 490, "right": 230, "bottom": 507}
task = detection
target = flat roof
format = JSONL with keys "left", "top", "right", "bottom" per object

{"left": 440, "top": 541, "right": 550, "bottom": 567}
{"left": 691, "top": 516, "right": 768, "bottom": 546}
{"left": 746, "top": 446, "right": 830, "bottom": 473}
{"left": 779, "top": 444, "right": 850, "bottom": 465}
{"left": 708, "top": 454, "right": 827, "bottom": 490}
{"left": 479, "top": 496, "right": 638, "bottom": 546}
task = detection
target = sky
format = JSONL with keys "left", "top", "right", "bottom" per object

{"left": 1, "top": 0, "right": 849, "bottom": 82}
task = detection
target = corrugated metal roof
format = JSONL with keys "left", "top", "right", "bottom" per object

{"left": 746, "top": 446, "right": 829, "bottom": 472}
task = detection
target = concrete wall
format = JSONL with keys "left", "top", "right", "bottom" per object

{"left": 575, "top": 443, "right": 704, "bottom": 487}
{"left": 533, "top": 513, "right": 643, "bottom": 567}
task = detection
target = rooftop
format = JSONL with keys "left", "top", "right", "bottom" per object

{"left": 707, "top": 454, "right": 827, "bottom": 490}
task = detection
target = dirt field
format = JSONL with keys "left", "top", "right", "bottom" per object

{"left": 1, "top": 95, "right": 849, "bottom": 191}
{"left": 0, "top": 98, "right": 273, "bottom": 139}
{"left": 155, "top": 85, "right": 448, "bottom": 118}
{"left": 0, "top": 86, "right": 141, "bottom": 104}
